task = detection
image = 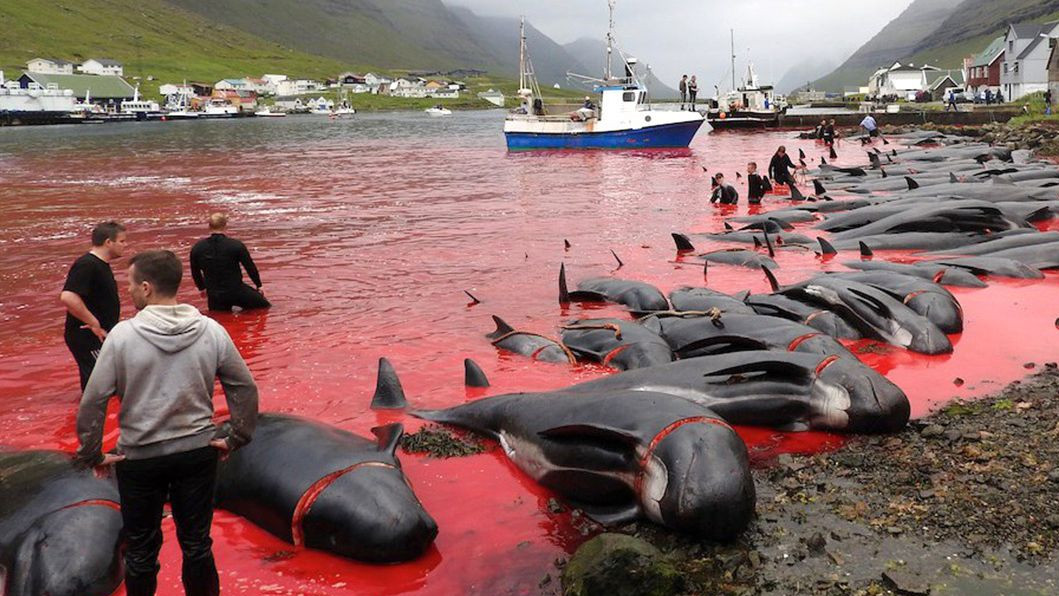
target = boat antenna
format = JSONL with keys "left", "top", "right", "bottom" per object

{"left": 606, "top": 0, "right": 616, "bottom": 81}
{"left": 730, "top": 29, "right": 736, "bottom": 91}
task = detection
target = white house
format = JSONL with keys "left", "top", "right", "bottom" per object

{"left": 390, "top": 78, "right": 427, "bottom": 98}
{"left": 1000, "top": 21, "right": 1059, "bottom": 100}
{"left": 430, "top": 87, "right": 459, "bottom": 99}
{"left": 867, "top": 66, "right": 890, "bottom": 97}
{"left": 875, "top": 62, "right": 940, "bottom": 99}
{"left": 275, "top": 79, "right": 321, "bottom": 96}
{"left": 158, "top": 83, "right": 193, "bottom": 97}
{"left": 364, "top": 73, "right": 392, "bottom": 87}
{"left": 78, "top": 59, "right": 124, "bottom": 77}
{"left": 27, "top": 58, "right": 74, "bottom": 75}
{"left": 214, "top": 78, "right": 251, "bottom": 92}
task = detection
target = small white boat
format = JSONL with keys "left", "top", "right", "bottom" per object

{"left": 202, "top": 99, "right": 238, "bottom": 118}
{"left": 121, "top": 85, "right": 164, "bottom": 120}
{"left": 425, "top": 105, "right": 452, "bottom": 116}
{"left": 165, "top": 109, "right": 200, "bottom": 120}
{"left": 254, "top": 107, "right": 286, "bottom": 118}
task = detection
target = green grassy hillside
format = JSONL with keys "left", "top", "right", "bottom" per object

{"left": 0, "top": 0, "right": 351, "bottom": 96}
{"left": 918, "top": 0, "right": 1059, "bottom": 52}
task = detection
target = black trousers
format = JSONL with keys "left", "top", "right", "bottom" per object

{"left": 116, "top": 447, "right": 220, "bottom": 596}
{"left": 206, "top": 284, "right": 271, "bottom": 312}
{"left": 65, "top": 329, "right": 102, "bottom": 391}
{"left": 689, "top": 91, "right": 697, "bottom": 109}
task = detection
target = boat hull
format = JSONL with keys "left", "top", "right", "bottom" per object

{"left": 707, "top": 110, "right": 781, "bottom": 130}
{"left": 505, "top": 119, "right": 703, "bottom": 150}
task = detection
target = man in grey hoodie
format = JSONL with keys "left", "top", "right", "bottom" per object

{"left": 77, "top": 249, "right": 258, "bottom": 596}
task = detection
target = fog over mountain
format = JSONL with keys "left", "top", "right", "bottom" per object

{"left": 445, "top": 0, "right": 915, "bottom": 93}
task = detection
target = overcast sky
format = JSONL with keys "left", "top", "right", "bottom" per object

{"left": 446, "top": 0, "right": 915, "bottom": 88}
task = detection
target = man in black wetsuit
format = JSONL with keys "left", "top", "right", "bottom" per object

{"left": 190, "top": 213, "right": 270, "bottom": 312}
{"left": 768, "top": 146, "right": 801, "bottom": 195}
{"left": 747, "top": 162, "right": 766, "bottom": 205}
{"left": 709, "top": 173, "right": 739, "bottom": 205}
{"left": 60, "top": 221, "right": 127, "bottom": 390}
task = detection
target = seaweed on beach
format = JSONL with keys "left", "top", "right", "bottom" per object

{"left": 400, "top": 424, "right": 487, "bottom": 458}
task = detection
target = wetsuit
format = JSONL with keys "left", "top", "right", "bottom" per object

{"left": 769, "top": 153, "right": 799, "bottom": 188}
{"left": 190, "top": 234, "right": 270, "bottom": 312}
{"left": 823, "top": 124, "right": 835, "bottom": 146}
{"left": 747, "top": 174, "right": 766, "bottom": 204}
{"left": 710, "top": 184, "right": 739, "bottom": 205}
{"left": 63, "top": 253, "right": 120, "bottom": 390}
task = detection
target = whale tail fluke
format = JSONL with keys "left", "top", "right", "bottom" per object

{"left": 464, "top": 358, "right": 490, "bottom": 388}
{"left": 371, "top": 423, "right": 404, "bottom": 454}
{"left": 371, "top": 358, "right": 408, "bottom": 409}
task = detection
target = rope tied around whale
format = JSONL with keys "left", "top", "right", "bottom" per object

{"left": 290, "top": 461, "right": 398, "bottom": 547}
{"left": 634, "top": 416, "right": 733, "bottom": 497}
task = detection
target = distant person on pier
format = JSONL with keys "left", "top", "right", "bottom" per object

{"left": 747, "top": 162, "right": 766, "bottom": 205}
{"left": 688, "top": 76, "right": 699, "bottom": 110}
{"left": 60, "top": 221, "right": 127, "bottom": 391}
{"left": 984, "top": 89, "right": 993, "bottom": 105}
{"left": 768, "top": 146, "right": 800, "bottom": 195}
{"left": 996, "top": 90, "right": 1004, "bottom": 104}
{"left": 709, "top": 173, "right": 739, "bottom": 205}
{"left": 946, "top": 90, "right": 959, "bottom": 112}
{"left": 1046, "top": 89, "right": 1053, "bottom": 116}
{"left": 190, "top": 213, "right": 270, "bottom": 312}
{"left": 679, "top": 75, "right": 688, "bottom": 110}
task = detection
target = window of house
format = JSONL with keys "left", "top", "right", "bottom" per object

{"left": 1015, "top": 63, "right": 1020, "bottom": 73}
{"left": 623, "top": 92, "right": 635, "bottom": 102}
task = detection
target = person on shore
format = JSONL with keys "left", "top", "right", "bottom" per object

{"left": 679, "top": 75, "right": 688, "bottom": 110}
{"left": 1045, "top": 89, "right": 1053, "bottom": 116}
{"left": 190, "top": 213, "right": 270, "bottom": 312}
{"left": 946, "top": 90, "right": 959, "bottom": 112}
{"left": 710, "top": 173, "right": 739, "bottom": 205}
{"left": 77, "top": 249, "right": 258, "bottom": 596}
{"left": 60, "top": 221, "right": 127, "bottom": 390}
{"left": 768, "top": 146, "right": 800, "bottom": 194}
{"left": 814, "top": 119, "right": 827, "bottom": 139}
{"left": 747, "top": 162, "right": 766, "bottom": 205}
{"left": 688, "top": 76, "right": 699, "bottom": 110}
{"left": 997, "top": 90, "right": 1004, "bottom": 104}
{"left": 984, "top": 89, "right": 993, "bottom": 105}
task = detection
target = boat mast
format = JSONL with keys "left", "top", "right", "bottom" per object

{"left": 518, "top": 16, "right": 526, "bottom": 92}
{"left": 605, "top": 0, "right": 616, "bottom": 81}
{"left": 730, "top": 29, "right": 736, "bottom": 90}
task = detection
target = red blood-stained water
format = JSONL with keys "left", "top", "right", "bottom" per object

{"left": 0, "top": 115, "right": 1056, "bottom": 594}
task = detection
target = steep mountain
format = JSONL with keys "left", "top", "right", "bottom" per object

{"left": 777, "top": 58, "right": 839, "bottom": 94}
{"left": 814, "top": 0, "right": 965, "bottom": 91}
{"left": 448, "top": 8, "right": 588, "bottom": 88}
{"left": 0, "top": 0, "right": 347, "bottom": 93}
{"left": 915, "top": 0, "right": 1059, "bottom": 53}
{"left": 562, "top": 38, "right": 679, "bottom": 99}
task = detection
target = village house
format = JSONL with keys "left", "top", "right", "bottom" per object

{"left": 273, "top": 96, "right": 307, "bottom": 112}
{"left": 26, "top": 58, "right": 74, "bottom": 75}
{"left": 1000, "top": 21, "right": 1059, "bottom": 101}
{"left": 214, "top": 78, "right": 252, "bottom": 92}
{"left": 390, "top": 77, "right": 427, "bottom": 98}
{"left": 337, "top": 72, "right": 372, "bottom": 93}
{"left": 275, "top": 78, "right": 322, "bottom": 96}
{"left": 78, "top": 59, "right": 124, "bottom": 77}
{"left": 364, "top": 73, "right": 392, "bottom": 87}
{"left": 212, "top": 88, "right": 257, "bottom": 111}
{"left": 928, "top": 74, "right": 961, "bottom": 101}
{"left": 878, "top": 63, "right": 941, "bottom": 99}
{"left": 966, "top": 36, "right": 1005, "bottom": 96}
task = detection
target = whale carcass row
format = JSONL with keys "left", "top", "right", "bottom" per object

{"left": 486, "top": 315, "right": 576, "bottom": 364}
{"left": 840, "top": 260, "right": 987, "bottom": 288}
{"left": 640, "top": 312, "right": 857, "bottom": 361}
{"left": 561, "top": 351, "right": 910, "bottom": 433}
{"left": 0, "top": 450, "right": 123, "bottom": 596}
{"left": 215, "top": 415, "right": 437, "bottom": 563}
{"left": 826, "top": 271, "right": 963, "bottom": 334}
{"left": 765, "top": 269, "right": 953, "bottom": 354}
{"left": 559, "top": 318, "right": 675, "bottom": 370}
{"left": 414, "top": 390, "right": 755, "bottom": 540}
{"left": 744, "top": 293, "right": 864, "bottom": 339}
{"left": 559, "top": 264, "right": 669, "bottom": 313}
{"left": 668, "top": 287, "right": 756, "bottom": 314}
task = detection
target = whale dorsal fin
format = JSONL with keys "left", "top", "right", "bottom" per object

{"left": 487, "top": 315, "right": 516, "bottom": 340}
{"left": 371, "top": 358, "right": 407, "bottom": 410}
{"left": 813, "top": 179, "right": 827, "bottom": 196}
{"left": 371, "top": 423, "right": 404, "bottom": 454}
{"left": 463, "top": 358, "right": 490, "bottom": 388}
{"left": 672, "top": 232, "right": 696, "bottom": 252}
{"left": 762, "top": 266, "right": 780, "bottom": 292}
{"left": 950, "top": 172, "right": 958, "bottom": 183}
{"left": 859, "top": 242, "right": 874, "bottom": 257}
{"left": 733, "top": 289, "right": 751, "bottom": 302}
{"left": 559, "top": 263, "right": 570, "bottom": 303}
{"left": 817, "top": 237, "right": 837, "bottom": 256}
{"left": 905, "top": 176, "right": 919, "bottom": 190}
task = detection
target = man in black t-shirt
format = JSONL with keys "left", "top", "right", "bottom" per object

{"left": 60, "top": 221, "right": 127, "bottom": 390}
{"left": 190, "top": 213, "right": 270, "bottom": 312}
{"left": 747, "top": 162, "right": 766, "bottom": 205}
{"left": 709, "top": 173, "right": 739, "bottom": 205}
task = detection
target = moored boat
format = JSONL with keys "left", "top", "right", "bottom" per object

{"left": 706, "top": 31, "right": 785, "bottom": 130}
{"left": 254, "top": 107, "right": 286, "bottom": 118}
{"left": 426, "top": 105, "right": 452, "bottom": 116}
{"left": 503, "top": 3, "right": 703, "bottom": 150}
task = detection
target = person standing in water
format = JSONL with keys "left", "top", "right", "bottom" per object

{"left": 710, "top": 173, "right": 739, "bottom": 205}
{"left": 678, "top": 75, "right": 688, "bottom": 110}
{"left": 768, "top": 146, "right": 800, "bottom": 194}
{"left": 60, "top": 221, "right": 127, "bottom": 390}
{"left": 823, "top": 119, "right": 836, "bottom": 147}
{"left": 190, "top": 213, "right": 270, "bottom": 312}
{"left": 77, "top": 249, "right": 258, "bottom": 596}
{"left": 688, "top": 76, "right": 699, "bottom": 110}
{"left": 747, "top": 162, "right": 766, "bottom": 205}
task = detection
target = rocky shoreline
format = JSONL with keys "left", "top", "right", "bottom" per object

{"left": 881, "top": 120, "right": 1059, "bottom": 156}
{"left": 552, "top": 368, "right": 1059, "bottom": 595}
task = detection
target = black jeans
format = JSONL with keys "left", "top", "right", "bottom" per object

{"left": 65, "top": 329, "right": 102, "bottom": 391}
{"left": 116, "top": 446, "right": 220, "bottom": 596}
{"left": 206, "top": 283, "right": 271, "bottom": 312}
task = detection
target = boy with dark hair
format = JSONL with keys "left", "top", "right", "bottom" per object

{"left": 60, "top": 221, "right": 127, "bottom": 390}
{"left": 710, "top": 173, "right": 739, "bottom": 205}
{"left": 747, "top": 162, "right": 766, "bottom": 205}
{"left": 77, "top": 249, "right": 258, "bottom": 596}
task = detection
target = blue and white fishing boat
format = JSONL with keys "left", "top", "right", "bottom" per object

{"left": 504, "top": 1, "right": 703, "bottom": 151}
